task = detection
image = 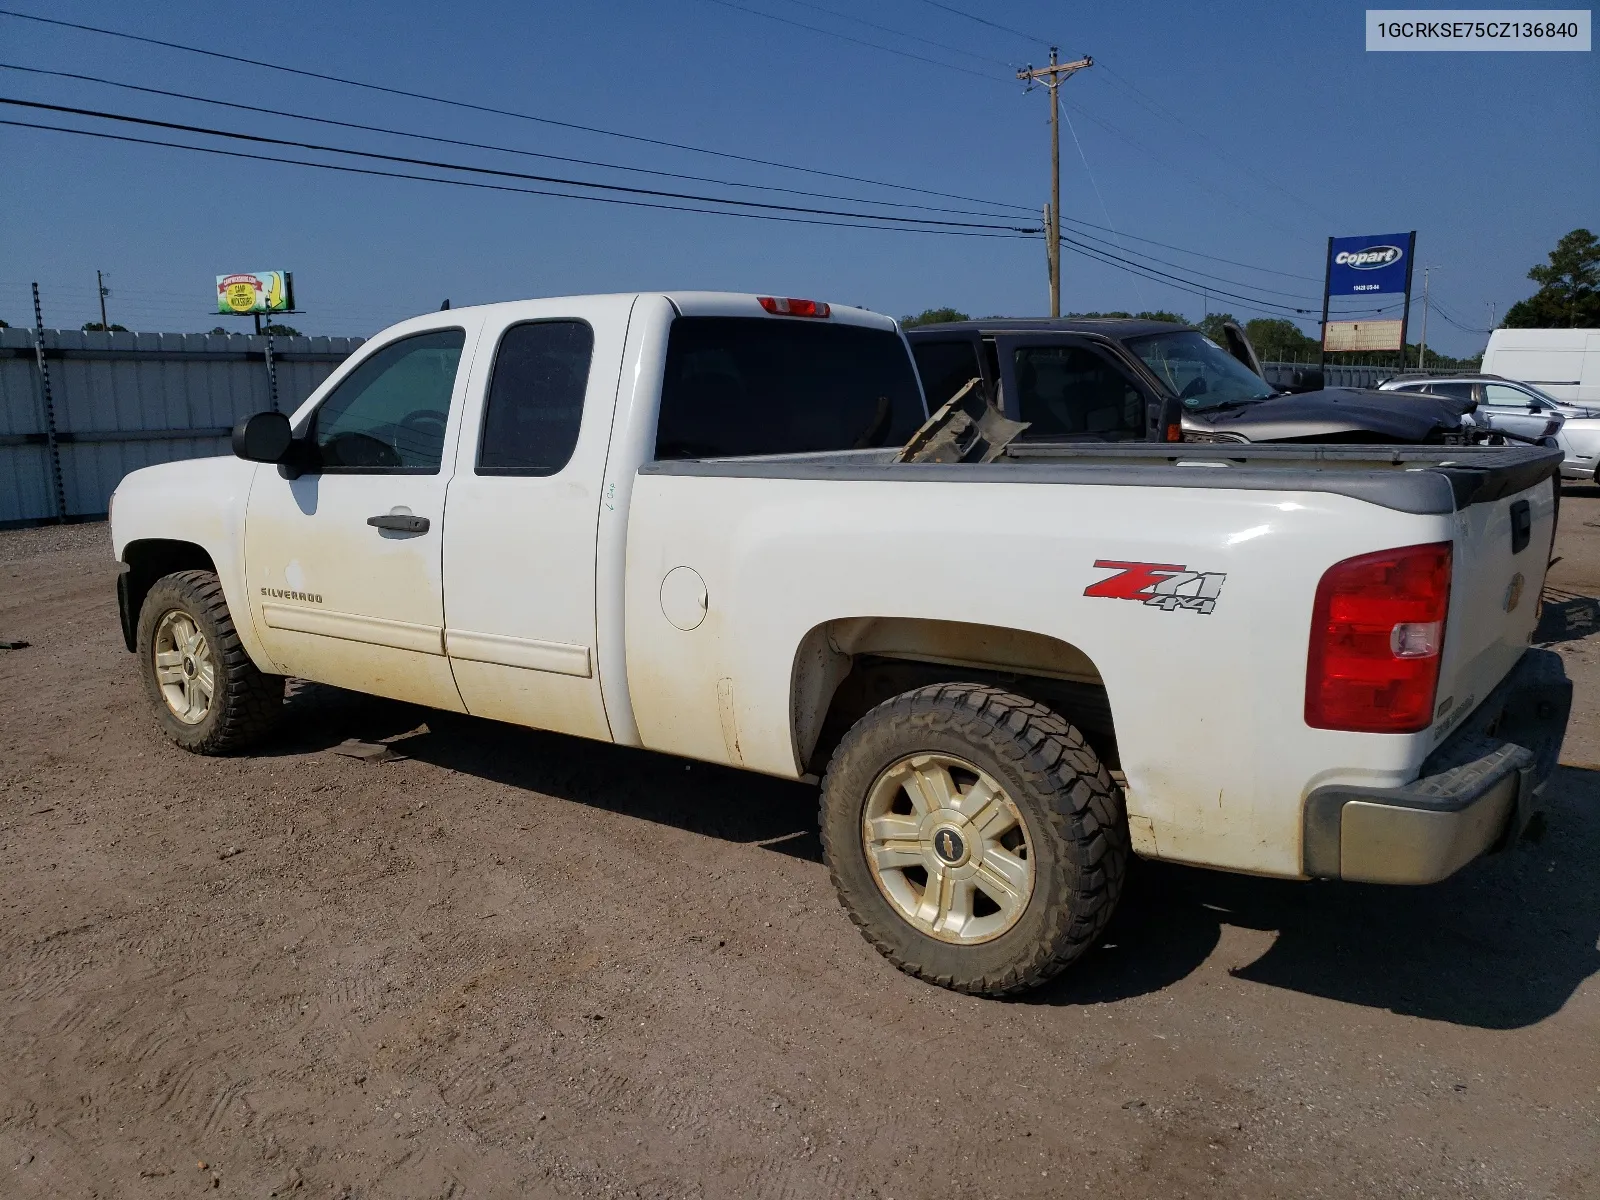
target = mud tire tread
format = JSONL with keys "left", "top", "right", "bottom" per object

{"left": 136, "top": 569, "right": 283, "bottom": 755}
{"left": 819, "top": 682, "right": 1128, "bottom": 997}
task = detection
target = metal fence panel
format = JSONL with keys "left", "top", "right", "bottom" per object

{"left": 0, "top": 328, "right": 361, "bottom": 526}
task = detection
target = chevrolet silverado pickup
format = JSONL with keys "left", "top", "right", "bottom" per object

{"left": 109, "top": 292, "right": 1572, "bottom": 996}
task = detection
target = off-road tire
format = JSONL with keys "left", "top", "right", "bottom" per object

{"left": 136, "top": 570, "right": 283, "bottom": 754}
{"left": 820, "top": 683, "right": 1128, "bottom": 996}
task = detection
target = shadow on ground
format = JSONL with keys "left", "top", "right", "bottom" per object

{"left": 269, "top": 683, "right": 1600, "bottom": 1030}
{"left": 1043, "top": 767, "right": 1600, "bottom": 1029}
{"left": 1537, "top": 586, "right": 1600, "bottom": 645}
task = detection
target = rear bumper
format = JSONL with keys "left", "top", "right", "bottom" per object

{"left": 1303, "top": 648, "right": 1571, "bottom": 884}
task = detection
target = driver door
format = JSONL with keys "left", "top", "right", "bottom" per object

{"left": 242, "top": 318, "right": 481, "bottom": 710}
{"left": 995, "top": 334, "right": 1161, "bottom": 441}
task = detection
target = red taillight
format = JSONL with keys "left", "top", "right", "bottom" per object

{"left": 758, "top": 296, "right": 830, "bottom": 318}
{"left": 1305, "top": 542, "right": 1452, "bottom": 734}
{"left": 1164, "top": 423, "right": 1182, "bottom": 442}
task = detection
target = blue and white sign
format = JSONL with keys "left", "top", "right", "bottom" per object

{"left": 1327, "top": 233, "right": 1412, "bottom": 295}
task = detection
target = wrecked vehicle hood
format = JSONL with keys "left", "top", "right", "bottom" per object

{"left": 1186, "top": 387, "right": 1475, "bottom": 444}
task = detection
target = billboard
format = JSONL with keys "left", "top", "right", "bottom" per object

{"left": 216, "top": 271, "right": 294, "bottom": 315}
{"left": 1323, "top": 319, "right": 1405, "bottom": 352}
{"left": 1326, "top": 235, "right": 1410, "bottom": 296}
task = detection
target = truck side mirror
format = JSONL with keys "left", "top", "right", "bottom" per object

{"left": 232, "top": 410, "right": 293, "bottom": 463}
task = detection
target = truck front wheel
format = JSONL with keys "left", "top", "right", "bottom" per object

{"left": 135, "top": 570, "right": 283, "bottom": 754}
{"left": 820, "top": 683, "right": 1128, "bottom": 996}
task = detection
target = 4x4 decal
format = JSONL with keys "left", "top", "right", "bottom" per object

{"left": 1084, "top": 560, "right": 1226, "bottom": 615}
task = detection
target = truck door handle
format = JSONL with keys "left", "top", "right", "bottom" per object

{"left": 367, "top": 513, "right": 430, "bottom": 533}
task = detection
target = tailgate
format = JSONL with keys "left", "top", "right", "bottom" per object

{"left": 1435, "top": 473, "right": 1558, "bottom": 738}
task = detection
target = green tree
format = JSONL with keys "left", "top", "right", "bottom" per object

{"left": 1504, "top": 228, "right": 1600, "bottom": 328}
{"left": 1241, "top": 318, "right": 1321, "bottom": 363}
{"left": 81, "top": 321, "right": 129, "bottom": 332}
{"left": 900, "top": 307, "right": 970, "bottom": 328}
{"left": 1064, "top": 310, "right": 1189, "bottom": 323}
{"left": 1197, "top": 313, "right": 1238, "bottom": 344}
{"left": 262, "top": 323, "right": 302, "bottom": 336}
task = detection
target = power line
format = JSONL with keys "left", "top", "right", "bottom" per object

{"left": 1060, "top": 99, "right": 1310, "bottom": 242}
{"left": 9, "top": 59, "right": 1334, "bottom": 294}
{"left": 905, "top": 0, "right": 1049, "bottom": 47}
{"left": 1060, "top": 220, "right": 1322, "bottom": 300}
{"left": 0, "top": 96, "right": 1040, "bottom": 231}
{"left": 775, "top": 0, "right": 1016, "bottom": 67}
{"left": 0, "top": 8, "right": 1334, "bottom": 289}
{"left": 1053, "top": 213, "right": 1322, "bottom": 281}
{"left": 1057, "top": 94, "right": 1149, "bottom": 310}
{"left": 1051, "top": 231, "right": 1395, "bottom": 319}
{"left": 1093, "top": 65, "right": 1336, "bottom": 224}
{"left": 1057, "top": 232, "right": 1320, "bottom": 316}
{"left": 0, "top": 62, "right": 1022, "bottom": 221}
{"left": 690, "top": 0, "right": 1004, "bottom": 81}
{"left": 0, "top": 117, "right": 1038, "bottom": 239}
{"left": 0, "top": 6, "right": 1034, "bottom": 214}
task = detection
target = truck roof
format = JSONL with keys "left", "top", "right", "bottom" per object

{"left": 411, "top": 292, "right": 899, "bottom": 332}
{"left": 905, "top": 317, "right": 1190, "bottom": 340}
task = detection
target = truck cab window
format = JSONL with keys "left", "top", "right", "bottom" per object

{"left": 911, "top": 339, "right": 984, "bottom": 410}
{"left": 655, "top": 317, "right": 924, "bottom": 459}
{"left": 478, "top": 321, "right": 595, "bottom": 475}
{"left": 312, "top": 329, "right": 465, "bottom": 472}
{"left": 1013, "top": 345, "right": 1144, "bottom": 440}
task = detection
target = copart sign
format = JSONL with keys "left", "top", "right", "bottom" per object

{"left": 1326, "top": 234, "right": 1411, "bottom": 296}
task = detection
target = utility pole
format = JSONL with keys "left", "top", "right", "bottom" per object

{"left": 1018, "top": 48, "right": 1093, "bottom": 318}
{"left": 96, "top": 269, "right": 110, "bottom": 330}
{"left": 1417, "top": 266, "right": 1432, "bottom": 370}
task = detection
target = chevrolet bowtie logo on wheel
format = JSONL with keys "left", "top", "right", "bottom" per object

{"left": 1083, "top": 560, "right": 1227, "bottom": 615}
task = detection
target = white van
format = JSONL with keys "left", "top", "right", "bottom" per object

{"left": 1481, "top": 328, "right": 1600, "bottom": 404}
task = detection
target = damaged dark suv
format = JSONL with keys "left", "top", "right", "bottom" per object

{"left": 905, "top": 317, "right": 1480, "bottom": 445}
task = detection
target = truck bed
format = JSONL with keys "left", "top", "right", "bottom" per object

{"left": 639, "top": 442, "right": 1562, "bottom": 515}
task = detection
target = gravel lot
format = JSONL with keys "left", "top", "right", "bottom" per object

{"left": 2, "top": 498, "right": 1597, "bottom": 1199}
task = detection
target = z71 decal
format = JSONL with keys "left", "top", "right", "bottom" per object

{"left": 1084, "top": 560, "right": 1226, "bottom": 615}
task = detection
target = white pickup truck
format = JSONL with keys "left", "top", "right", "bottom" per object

{"left": 109, "top": 292, "right": 1572, "bottom": 996}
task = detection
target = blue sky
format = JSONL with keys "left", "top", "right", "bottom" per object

{"left": 0, "top": 1, "right": 1593, "bottom": 354}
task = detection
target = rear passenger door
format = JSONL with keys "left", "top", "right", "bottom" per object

{"left": 440, "top": 296, "right": 634, "bottom": 743}
{"left": 996, "top": 335, "right": 1158, "bottom": 441}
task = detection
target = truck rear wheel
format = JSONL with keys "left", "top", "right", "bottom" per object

{"left": 820, "top": 683, "right": 1127, "bottom": 996}
{"left": 136, "top": 570, "right": 283, "bottom": 754}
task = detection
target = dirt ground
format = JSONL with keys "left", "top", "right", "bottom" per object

{"left": 2, "top": 495, "right": 1598, "bottom": 1200}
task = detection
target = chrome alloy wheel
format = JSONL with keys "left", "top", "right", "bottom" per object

{"left": 861, "top": 753, "right": 1035, "bottom": 944}
{"left": 152, "top": 609, "right": 215, "bottom": 725}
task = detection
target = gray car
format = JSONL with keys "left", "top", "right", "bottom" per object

{"left": 1378, "top": 373, "right": 1600, "bottom": 478}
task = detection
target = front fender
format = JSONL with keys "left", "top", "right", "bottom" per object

{"left": 110, "top": 456, "right": 272, "bottom": 670}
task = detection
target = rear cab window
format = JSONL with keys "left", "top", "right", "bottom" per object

{"left": 911, "top": 339, "right": 985, "bottom": 411}
{"left": 477, "top": 320, "right": 595, "bottom": 475}
{"left": 655, "top": 317, "right": 925, "bottom": 459}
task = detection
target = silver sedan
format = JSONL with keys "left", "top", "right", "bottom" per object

{"left": 1378, "top": 374, "right": 1600, "bottom": 477}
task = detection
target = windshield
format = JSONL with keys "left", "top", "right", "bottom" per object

{"left": 1126, "top": 330, "right": 1274, "bottom": 411}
